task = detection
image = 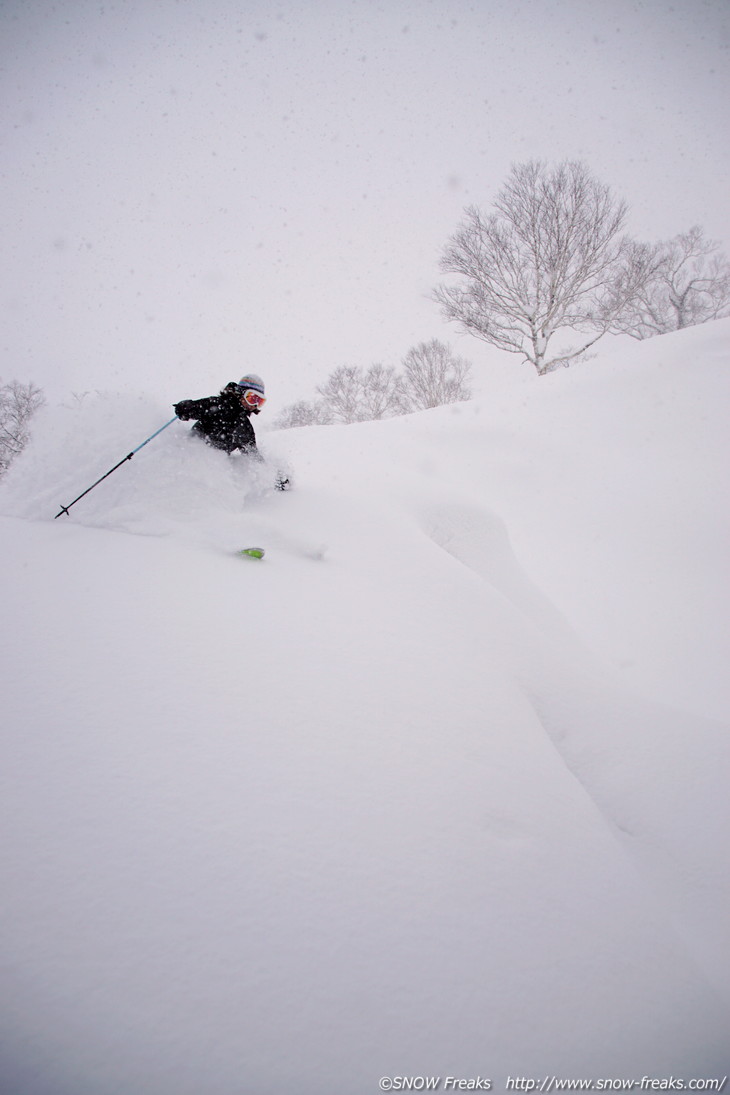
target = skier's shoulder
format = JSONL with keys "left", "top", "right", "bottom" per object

{"left": 218, "top": 385, "right": 247, "bottom": 412}
{"left": 198, "top": 391, "right": 237, "bottom": 417}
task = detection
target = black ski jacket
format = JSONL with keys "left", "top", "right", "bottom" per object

{"left": 174, "top": 388, "right": 258, "bottom": 455}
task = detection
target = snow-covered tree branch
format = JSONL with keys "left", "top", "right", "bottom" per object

{"left": 609, "top": 226, "right": 730, "bottom": 339}
{"left": 0, "top": 378, "right": 45, "bottom": 477}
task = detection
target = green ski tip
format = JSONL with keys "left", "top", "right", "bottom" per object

{"left": 236, "top": 547, "right": 265, "bottom": 560}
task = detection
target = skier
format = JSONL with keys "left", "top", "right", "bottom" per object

{"left": 174, "top": 373, "right": 290, "bottom": 489}
{"left": 173, "top": 373, "right": 266, "bottom": 456}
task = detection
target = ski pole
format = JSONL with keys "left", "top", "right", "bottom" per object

{"left": 55, "top": 416, "right": 178, "bottom": 519}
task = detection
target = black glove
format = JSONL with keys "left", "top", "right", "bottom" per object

{"left": 174, "top": 400, "right": 194, "bottom": 419}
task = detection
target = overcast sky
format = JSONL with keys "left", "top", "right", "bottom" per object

{"left": 2, "top": 0, "right": 728, "bottom": 412}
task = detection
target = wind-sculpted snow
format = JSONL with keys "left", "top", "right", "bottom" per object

{"left": 417, "top": 494, "right": 730, "bottom": 1002}
{"left": 1, "top": 323, "right": 729, "bottom": 1092}
{"left": 418, "top": 501, "right": 585, "bottom": 648}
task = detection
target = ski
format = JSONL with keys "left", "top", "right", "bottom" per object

{"left": 236, "top": 547, "right": 265, "bottom": 560}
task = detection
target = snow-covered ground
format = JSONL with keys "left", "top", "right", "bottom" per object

{"left": 1, "top": 321, "right": 729, "bottom": 1093}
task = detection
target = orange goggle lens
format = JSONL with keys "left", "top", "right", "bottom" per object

{"left": 242, "top": 389, "right": 266, "bottom": 407}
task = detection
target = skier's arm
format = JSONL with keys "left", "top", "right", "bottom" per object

{"left": 174, "top": 396, "right": 217, "bottom": 420}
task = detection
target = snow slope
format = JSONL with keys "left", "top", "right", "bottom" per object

{"left": 1, "top": 321, "right": 729, "bottom": 1093}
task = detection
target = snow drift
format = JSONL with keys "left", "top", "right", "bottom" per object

{"left": 1, "top": 321, "right": 729, "bottom": 1093}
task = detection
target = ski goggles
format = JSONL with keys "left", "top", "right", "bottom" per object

{"left": 240, "top": 388, "right": 266, "bottom": 408}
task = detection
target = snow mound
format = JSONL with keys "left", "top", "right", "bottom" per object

{"left": 1, "top": 323, "right": 730, "bottom": 1090}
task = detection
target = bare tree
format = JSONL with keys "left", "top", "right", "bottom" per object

{"left": 397, "top": 339, "right": 472, "bottom": 411}
{"left": 0, "top": 378, "right": 45, "bottom": 477}
{"left": 275, "top": 348, "right": 471, "bottom": 430}
{"left": 435, "top": 160, "right": 645, "bottom": 375}
{"left": 360, "top": 363, "right": 400, "bottom": 420}
{"left": 610, "top": 226, "right": 730, "bottom": 339}
{"left": 273, "top": 399, "right": 333, "bottom": 430}
{"left": 312, "top": 364, "right": 400, "bottom": 424}
{"left": 315, "top": 366, "right": 370, "bottom": 424}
